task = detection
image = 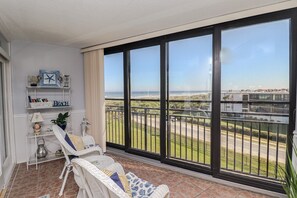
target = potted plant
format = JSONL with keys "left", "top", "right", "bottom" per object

{"left": 279, "top": 141, "right": 297, "bottom": 197}
{"left": 51, "top": 112, "right": 70, "bottom": 130}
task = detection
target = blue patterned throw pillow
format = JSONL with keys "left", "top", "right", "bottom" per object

{"left": 126, "top": 172, "right": 156, "bottom": 198}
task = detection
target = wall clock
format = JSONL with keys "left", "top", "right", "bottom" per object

{"left": 39, "top": 70, "right": 61, "bottom": 87}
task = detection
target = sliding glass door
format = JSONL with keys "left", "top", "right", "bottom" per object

{"left": 105, "top": 53, "right": 125, "bottom": 146}
{"left": 167, "top": 34, "right": 213, "bottom": 166}
{"left": 104, "top": 10, "right": 296, "bottom": 192}
{"left": 220, "top": 19, "right": 290, "bottom": 181}
{"left": 130, "top": 45, "right": 161, "bottom": 155}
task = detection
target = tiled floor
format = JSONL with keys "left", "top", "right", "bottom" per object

{"left": 5, "top": 152, "right": 274, "bottom": 198}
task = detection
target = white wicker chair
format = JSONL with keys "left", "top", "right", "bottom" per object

{"left": 72, "top": 158, "right": 170, "bottom": 198}
{"left": 52, "top": 125, "right": 114, "bottom": 197}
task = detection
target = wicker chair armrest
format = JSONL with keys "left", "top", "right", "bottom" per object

{"left": 81, "top": 135, "right": 96, "bottom": 146}
{"left": 72, "top": 158, "right": 130, "bottom": 198}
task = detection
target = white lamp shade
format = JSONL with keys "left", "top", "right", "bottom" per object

{"left": 31, "top": 112, "right": 44, "bottom": 123}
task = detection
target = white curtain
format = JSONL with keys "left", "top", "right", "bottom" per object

{"left": 83, "top": 49, "right": 106, "bottom": 152}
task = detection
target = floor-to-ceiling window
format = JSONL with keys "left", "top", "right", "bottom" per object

{"left": 104, "top": 9, "right": 296, "bottom": 192}
{"left": 130, "top": 45, "right": 160, "bottom": 155}
{"left": 167, "top": 34, "right": 213, "bottom": 166}
{"left": 220, "top": 19, "right": 290, "bottom": 181}
{"left": 104, "top": 52, "right": 125, "bottom": 146}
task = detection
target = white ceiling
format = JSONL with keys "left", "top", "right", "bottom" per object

{"left": 0, "top": 0, "right": 293, "bottom": 48}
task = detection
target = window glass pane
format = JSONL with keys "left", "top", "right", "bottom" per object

{"left": 169, "top": 35, "right": 212, "bottom": 99}
{"left": 220, "top": 19, "right": 290, "bottom": 180}
{"left": 168, "top": 35, "right": 213, "bottom": 165}
{"left": 104, "top": 53, "right": 125, "bottom": 146}
{"left": 131, "top": 46, "right": 160, "bottom": 99}
{"left": 104, "top": 53, "right": 124, "bottom": 99}
{"left": 221, "top": 20, "right": 289, "bottom": 93}
{"left": 130, "top": 45, "right": 160, "bottom": 154}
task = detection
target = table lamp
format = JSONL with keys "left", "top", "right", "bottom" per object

{"left": 31, "top": 112, "right": 44, "bottom": 135}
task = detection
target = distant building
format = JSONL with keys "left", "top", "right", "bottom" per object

{"left": 219, "top": 89, "right": 289, "bottom": 123}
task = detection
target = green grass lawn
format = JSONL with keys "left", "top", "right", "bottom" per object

{"left": 106, "top": 117, "right": 285, "bottom": 180}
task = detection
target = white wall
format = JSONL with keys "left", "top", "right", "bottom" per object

{"left": 11, "top": 41, "right": 85, "bottom": 163}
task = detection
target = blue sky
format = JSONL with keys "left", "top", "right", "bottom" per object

{"left": 130, "top": 46, "right": 160, "bottom": 93}
{"left": 104, "top": 52, "right": 124, "bottom": 92}
{"left": 104, "top": 19, "right": 290, "bottom": 93}
{"left": 221, "top": 19, "right": 289, "bottom": 91}
{"left": 169, "top": 35, "right": 212, "bottom": 92}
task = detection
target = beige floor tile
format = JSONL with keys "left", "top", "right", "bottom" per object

{"left": 5, "top": 152, "right": 274, "bottom": 198}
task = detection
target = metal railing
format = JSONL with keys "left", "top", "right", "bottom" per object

{"left": 105, "top": 98, "right": 288, "bottom": 180}
{"left": 106, "top": 105, "right": 125, "bottom": 145}
{"left": 167, "top": 113, "right": 211, "bottom": 166}
{"left": 131, "top": 107, "right": 160, "bottom": 154}
{"left": 220, "top": 119, "right": 287, "bottom": 180}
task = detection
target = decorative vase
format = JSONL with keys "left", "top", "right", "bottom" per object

{"left": 36, "top": 138, "right": 48, "bottom": 159}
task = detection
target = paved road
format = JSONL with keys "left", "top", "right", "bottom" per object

{"left": 132, "top": 116, "right": 286, "bottom": 164}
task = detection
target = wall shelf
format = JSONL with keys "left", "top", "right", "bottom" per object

{"left": 27, "top": 130, "right": 73, "bottom": 139}
{"left": 26, "top": 86, "right": 71, "bottom": 89}
{"left": 28, "top": 154, "right": 64, "bottom": 166}
{"left": 26, "top": 76, "right": 72, "bottom": 170}
{"left": 27, "top": 131, "right": 54, "bottom": 139}
{"left": 27, "top": 106, "right": 72, "bottom": 110}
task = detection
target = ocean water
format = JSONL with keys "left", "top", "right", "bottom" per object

{"left": 105, "top": 91, "right": 210, "bottom": 98}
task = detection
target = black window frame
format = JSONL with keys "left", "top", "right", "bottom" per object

{"left": 104, "top": 8, "right": 297, "bottom": 193}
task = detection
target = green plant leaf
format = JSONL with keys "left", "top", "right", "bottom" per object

{"left": 279, "top": 139, "right": 297, "bottom": 197}
{"left": 50, "top": 112, "right": 69, "bottom": 126}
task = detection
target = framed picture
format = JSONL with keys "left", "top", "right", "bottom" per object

{"left": 39, "top": 70, "right": 61, "bottom": 87}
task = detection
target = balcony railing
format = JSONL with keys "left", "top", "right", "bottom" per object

{"left": 106, "top": 105, "right": 125, "bottom": 145}
{"left": 131, "top": 107, "right": 160, "bottom": 153}
{"left": 105, "top": 98, "right": 288, "bottom": 181}
{"left": 220, "top": 118, "right": 287, "bottom": 180}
